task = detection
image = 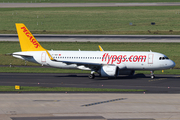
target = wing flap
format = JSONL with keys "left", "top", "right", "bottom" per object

{"left": 53, "top": 59, "right": 101, "bottom": 66}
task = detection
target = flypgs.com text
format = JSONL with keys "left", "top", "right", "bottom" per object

{"left": 102, "top": 53, "right": 147, "bottom": 64}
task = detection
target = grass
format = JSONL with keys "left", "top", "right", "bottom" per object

{"left": 1, "top": 6, "right": 180, "bottom": 35}
{"left": 136, "top": 69, "right": 179, "bottom": 75}
{"left": 0, "top": 0, "right": 179, "bottom": 3}
{"left": 0, "top": 86, "right": 146, "bottom": 92}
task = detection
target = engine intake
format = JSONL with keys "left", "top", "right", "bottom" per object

{"left": 100, "top": 65, "right": 119, "bottom": 77}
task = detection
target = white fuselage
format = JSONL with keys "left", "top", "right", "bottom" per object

{"left": 13, "top": 50, "right": 175, "bottom": 71}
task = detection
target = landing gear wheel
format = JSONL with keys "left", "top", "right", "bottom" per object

{"left": 89, "top": 74, "right": 95, "bottom": 79}
{"left": 150, "top": 70, "right": 155, "bottom": 79}
{"left": 151, "top": 75, "right": 155, "bottom": 79}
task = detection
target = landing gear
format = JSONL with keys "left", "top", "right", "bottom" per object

{"left": 89, "top": 74, "right": 95, "bottom": 79}
{"left": 151, "top": 75, "right": 155, "bottom": 79}
{"left": 150, "top": 70, "right": 155, "bottom": 79}
{"left": 89, "top": 71, "right": 95, "bottom": 79}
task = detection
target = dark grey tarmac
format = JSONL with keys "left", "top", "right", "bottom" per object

{"left": 1, "top": 34, "right": 180, "bottom": 42}
{"left": 1, "top": 3, "right": 180, "bottom": 8}
{"left": 1, "top": 73, "right": 180, "bottom": 93}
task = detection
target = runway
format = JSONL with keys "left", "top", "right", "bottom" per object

{"left": 1, "top": 93, "right": 180, "bottom": 120}
{"left": 1, "top": 73, "right": 180, "bottom": 93}
{"left": 1, "top": 3, "right": 180, "bottom": 8}
{"left": 1, "top": 34, "right": 180, "bottom": 42}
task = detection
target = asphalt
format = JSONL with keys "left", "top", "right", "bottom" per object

{"left": 1, "top": 3, "right": 180, "bottom": 8}
{"left": 1, "top": 73, "right": 180, "bottom": 93}
{"left": 2, "top": 93, "right": 180, "bottom": 120}
{"left": 1, "top": 34, "right": 180, "bottom": 42}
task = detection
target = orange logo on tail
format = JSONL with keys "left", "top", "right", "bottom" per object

{"left": 21, "top": 27, "right": 40, "bottom": 48}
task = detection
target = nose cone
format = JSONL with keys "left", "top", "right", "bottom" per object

{"left": 169, "top": 60, "right": 176, "bottom": 68}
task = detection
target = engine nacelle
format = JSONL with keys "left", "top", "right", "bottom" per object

{"left": 100, "top": 65, "right": 119, "bottom": 77}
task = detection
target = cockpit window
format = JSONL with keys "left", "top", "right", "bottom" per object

{"left": 159, "top": 57, "right": 169, "bottom": 60}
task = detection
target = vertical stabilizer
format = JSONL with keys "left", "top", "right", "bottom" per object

{"left": 16, "top": 23, "right": 46, "bottom": 52}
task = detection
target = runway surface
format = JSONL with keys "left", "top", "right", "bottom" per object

{"left": 1, "top": 73, "right": 180, "bottom": 93}
{"left": 1, "top": 3, "right": 180, "bottom": 8}
{"left": 2, "top": 93, "right": 180, "bottom": 120}
{"left": 1, "top": 34, "right": 180, "bottom": 42}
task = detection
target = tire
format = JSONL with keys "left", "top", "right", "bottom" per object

{"left": 151, "top": 75, "right": 155, "bottom": 79}
{"left": 89, "top": 74, "right": 95, "bottom": 79}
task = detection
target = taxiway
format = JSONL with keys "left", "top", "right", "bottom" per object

{"left": 1, "top": 34, "right": 180, "bottom": 42}
{"left": 0, "top": 73, "right": 180, "bottom": 93}
{"left": 1, "top": 3, "right": 180, "bottom": 8}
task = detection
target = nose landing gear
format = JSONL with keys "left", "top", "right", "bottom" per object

{"left": 150, "top": 70, "right": 155, "bottom": 79}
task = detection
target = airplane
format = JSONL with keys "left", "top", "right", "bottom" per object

{"left": 12, "top": 23, "right": 175, "bottom": 79}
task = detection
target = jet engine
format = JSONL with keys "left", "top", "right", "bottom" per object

{"left": 100, "top": 65, "right": 119, "bottom": 77}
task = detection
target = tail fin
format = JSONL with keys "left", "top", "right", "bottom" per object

{"left": 16, "top": 23, "right": 46, "bottom": 52}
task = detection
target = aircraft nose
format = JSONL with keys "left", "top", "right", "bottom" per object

{"left": 170, "top": 60, "right": 176, "bottom": 68}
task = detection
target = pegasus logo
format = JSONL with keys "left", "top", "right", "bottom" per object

{"left": 21, "top": 27, "right": 40, "bottom": 48}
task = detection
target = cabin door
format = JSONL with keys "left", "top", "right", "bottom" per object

{"left": 148, "top": 54, "right": 154, "bottom": 64}
{"left": 41, "top": 52, "right": 46, "bottom": 63}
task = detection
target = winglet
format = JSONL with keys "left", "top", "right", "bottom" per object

{"left": 16, "top": 23, "right": 46, "bottom": 52}
{"left": 98, "top": 45, "right": 104, "bottom": 51}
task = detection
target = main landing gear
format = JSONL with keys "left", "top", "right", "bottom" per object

{"left": 89, "top": 71, "right": 95, "bottom": 79}
{"left": 150, "top": 70, "right": 155, "bottom": 79}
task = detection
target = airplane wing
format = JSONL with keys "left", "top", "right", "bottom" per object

{"left": 52, "top": 59, "right": 102, "bottom": 71}
{"left": 98, "top": 45, "right": 104, "bottom": 51}
{"left": 53, "top": 59, "right": 101, "bottom": 66}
